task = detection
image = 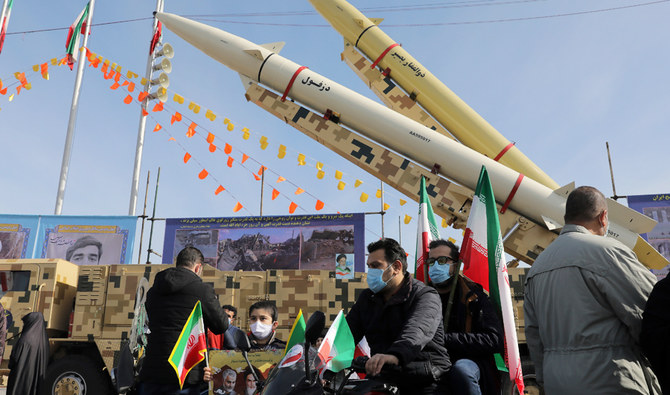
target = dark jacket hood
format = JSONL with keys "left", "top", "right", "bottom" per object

{"left": 152, "top": 267, "right": 200, "bottom": 294}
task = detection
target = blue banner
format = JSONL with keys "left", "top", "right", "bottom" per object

{"left": 628, "top": 194, "right": 670, "bottom": 279}
{"left": 163, "top": 213, "right": 365, "bottom": 273}
{"left": 35, "top": 215, "right": 137, "bottom": 265}
{"left": 0, "top": 215, "right": 40, "bottom": 259}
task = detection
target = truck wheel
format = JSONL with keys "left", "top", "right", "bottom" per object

{"left": 42, "top": 355, "right": 112, "bottom": 395}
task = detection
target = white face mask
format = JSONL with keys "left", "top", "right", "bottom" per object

{"left": 250, "top": 321, "right": 273, "bottom": 340}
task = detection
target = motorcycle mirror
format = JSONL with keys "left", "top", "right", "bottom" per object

{"left": 304, "top": 311, "right": 325, "bottom": 345}
{"left": 233, "top": 327, "right": 252, "bottom": 352}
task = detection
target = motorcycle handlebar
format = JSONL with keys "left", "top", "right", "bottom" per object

{"left": 350, "top": 356, "right": 402, "bottom": 376}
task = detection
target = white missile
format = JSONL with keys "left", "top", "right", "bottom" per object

{"left": 155, "top": 12, "right": 665, "bottom": 269}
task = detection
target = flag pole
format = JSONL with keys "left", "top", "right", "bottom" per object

{"left": 443, "top": 260, "right": 462, "bottom": 331}
{"left": 54, "top": 0, "right": 95, "bottom": 215}
{"left": 0, "top": 1, "right": 9, "bottom": 44}
{"left": 128, "top": 0, "right": 164, "bottom": 215}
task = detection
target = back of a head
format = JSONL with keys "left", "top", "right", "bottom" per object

{"left": 176, "top": 246, "right": 204, "bottom": 269}
{"left": 564, "top": 186, "right": 607, "bottom": 225}
{"left": 367, "top": 237, "right": 407, "bottom": 273}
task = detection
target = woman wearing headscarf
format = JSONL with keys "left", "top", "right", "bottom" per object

{"left": 7, "top": 312, "right": 50, "bottom": 395}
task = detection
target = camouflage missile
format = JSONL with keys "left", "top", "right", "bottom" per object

{"left": 308, "top": 0, "right": 558, "bottom": 190}
{"left": 155, "top": 12, "right": 666, "bottom": 270}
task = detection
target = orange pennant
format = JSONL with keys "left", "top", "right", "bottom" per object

{"left": 186, "top": 122, "right": 196, "bottom": 137}
{"left": 40, "top": 63, "right": 49, "bottom": 79}
{"left": 183, "top": 153, "right": 191, "bottom": 163}
{"left": 206, "top": 132, "right": 215, "bottom": 143}
{"left": 110, "top": 82, "right": 120, "bottom": 90}
{"left": 241, "top": 154, "right": 249, "bottom": 164}
{"left": 233, "top": 202, "right": 243, "bottom": 213}
{"left": 277, "top": 176, "right": 286, "bottom": 183}
{"left": 224, "top": 143, "right": 232, "bottom": 155}
{"left": 123, "top": 95, "right": 133, "bottom": 104}
{"left": 152, "top": 101, "right": 164, "bottom": 112}
{"left": 272, "top": 189, "right": 280, "bottom": 200}
{"left": 227, "top": 157, "right": 234, "bottom": 168}
{"left": 153, "top": 123, "right": 162, "bottom": 132}
{"left": 209, "top": 143, "right": 216, "bottom": 153}
{"left": 138, "top": 91, "right": 149, "bottom": 101}
{"left": 171, "top": 112, "right": 182, "bottom": 124}
{"left": 295, "top": 188, "right": 304, "bottom": 195}
{"left": 114, "top": 72, "right": 121, "bottom": 82}
{"left": 122, "top": 80, "right": 130, "bottom": 87}
{"left": 258, "top": 166, "right": 267, "bottom": 175}
{"left": 168, "top": 137, "right": 176, "bottom": 141}
{"left": 104, "top": 68, "right": 115, "bottom": 80}
{"left": 315, "top": 200, "right": 324, "bottom": 211}
{"left": 215, "top": 185, "right": 225, "bottom": 195}
{"left": 127, "top": 82, "right": 136, "bottom": 92}
{"left": 198, "top": 169, "right": 209, "bottom": 180}
{"left": 289, "top": 202, "right": 298, "bottom": 214}
{"left": 142, "top": 108, "right": 149, "bottom": 116}
{"left": 253, "top": 173, "right": 261, "bottom": 181}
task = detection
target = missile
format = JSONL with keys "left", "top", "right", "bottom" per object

{"left": 308, "top": 0, "right": 558, "bottom": 190}
{"left": 155, "top": 12, "right": 666, "bottom": 270}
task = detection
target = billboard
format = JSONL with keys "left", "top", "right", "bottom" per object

{"left": 0, "top": 215, "right": 137, "bottom": 265}
{"left": 162, "top": 213, "right": 365, "bottom": 272}
{"left": 0, "top": 215, "right": 40, "bottom": 259}
{"left": 628, "top": 194, "right": 670, "bottom": 279}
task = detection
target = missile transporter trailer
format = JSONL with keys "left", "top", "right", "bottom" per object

{"left": 0, "top": 259, "right": 534, "bottom": 394}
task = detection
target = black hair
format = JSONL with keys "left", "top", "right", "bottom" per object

{"left": 248, "top": 300, "right": 278, "bottom": 322}
{"left": 66, "top": 236, "right": 102, "bottom": 261}
{"left": 175, "top": 246, "right": 204, "bottom": 268}
{"left": 336, "top": 254, "right": 347, "bottom": 263}
{"left": 367, "top": 238, "right": 407, "bottom": 273}
{"left": 428, "top": 239, "right": 460, "bottom": 261}
{"left": 222, "top": 304, "right": 237, "bottom": 318}
{"left": 564, "top": 186, "right": 607, "bottom": 224}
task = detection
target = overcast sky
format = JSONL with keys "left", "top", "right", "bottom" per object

{"left": 1, "top": 0, "right": 668, "bottom": 266}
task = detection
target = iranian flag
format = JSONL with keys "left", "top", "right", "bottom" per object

{"left": 415, "top": 176, "right": 440, "bottom": 282}
{"left": 65, "top": 2, "right": 90, "bottom": 70}
{"left": 316, "top": 310, "right": 354, "bottom": 375}
{"left": 0, "top": 0, "right": 14, "bottom": 54}
{"left": 461, "top": 166, "right": 524, "bottom": 394}
{"left": 168, "top": 300, "right": 208, "bottom": 389}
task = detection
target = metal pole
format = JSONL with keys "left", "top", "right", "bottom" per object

{"left": 129, "top": 0, "right": 164, "bottom": 215}
{"left": 260, "top": 168, "right": 264, "bottom": 216}
{"left": 398, "top": 216, "right": 401, "bottom": 245}
{"left": 606, "top": 142, "right": 619, "bottom": 200}
{"left": 146, "top": 167, "right": 160, "bottom": 264}
{"left": 54, "top": 0, "right": 96, "bottom": 215}
{"left": 137, "top": 171, "right": 151, "bottom": 265}
{"left": 380, "top": 181, "right": 385, "bottom": 238}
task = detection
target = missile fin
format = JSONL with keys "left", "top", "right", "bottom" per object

{"left": 369, "top": 18, "right": 384, "bottom": 26}
{"left": 238, "top": 73, "right": 255, "bottom": 90}
{"left": 259, "top": 41, "right": 285, "bottom": 54}
{"left": 243, "top": 49, "right": 266, "bottom": 61}
{"left": 552, "top": 182, "right": 575, "bottom": 198}
{"left": 541, "top": 215, "right": 563, "bottom": 231}
{"left": 606, "top": 198, "right": 658, "bottom": 234}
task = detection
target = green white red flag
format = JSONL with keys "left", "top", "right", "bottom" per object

{"left": 0, "top": 0, "right": 14, "bottom": 54}
{"left": 460, "top": 166, "right": 524, "bottom": 394}
{"left": 316, "top": 310, "right": 354, "bottom": 375}
{"left": 168, "top": 300, "right": 208, "bottom": 389}
{"left": 65, "top": 2, "right": 90, "bottom": 70}
{"left": 415, "top": 176, "right": 440, "bottom": 282}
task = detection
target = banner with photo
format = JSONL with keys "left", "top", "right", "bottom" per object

{"left": 0, "top": 215, "right": 40, "bottom": 259}
{"left": 35, "top": 216, "right": 137, "bottom": 265}
{"left": 162, "top": 213, "right": 365, "bottom": 273}
{"left": 208, "top": 350, "right": 282, "bottom": 395}
{"left": 628, "top": 194, "right": 670, "bottom": 279}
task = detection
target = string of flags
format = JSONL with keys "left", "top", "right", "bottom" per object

{"left": 1, "top": 48, "right": 452, "bottom": 228}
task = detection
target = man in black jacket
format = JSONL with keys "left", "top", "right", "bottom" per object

{"left": 347, "top": 238, "right": 450, "bottom": 394}
{"left": 641, "top": 274, "right": 670, "bottom": 394}
{"left": 139, "top": 246, "right": 229, "bottom": 394}
{"left": 428, "top": 239, "right": 503, "bottom": 395}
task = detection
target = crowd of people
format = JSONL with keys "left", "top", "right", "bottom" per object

{"left": 2, "top": 185, "right": 660, "bottom": 394}
{"left": 131, "top": 186, "right": 669, "bottom": 395}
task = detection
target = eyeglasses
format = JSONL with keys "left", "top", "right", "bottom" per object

{"left": 426, "top": 256, "right": 454, "bottom": 266}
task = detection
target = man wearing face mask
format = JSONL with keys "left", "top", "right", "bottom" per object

{"left": 427, "top": 239, "right": 503, "bottom": 395}
{"left": 139, "top": 246, "right": 229, "bottom": 394}
{"left": 247, "top": 300, "right": 286, "bottom": 351}
{"left": 346, "top": 238, "right": 450, "bottom": 394}
{"left": 524, "top": 186, "right": 660, "bottom": 394}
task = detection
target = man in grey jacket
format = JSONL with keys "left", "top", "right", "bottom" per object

{"left": 524, "top": 186, "right": 660, "bottom": 394}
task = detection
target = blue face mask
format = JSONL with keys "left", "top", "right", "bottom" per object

{"left": 367, "top": 265, "right": 392, "bottom": 294}
{"left": 429, "top": 262, "right": 451, "bottom": 284}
